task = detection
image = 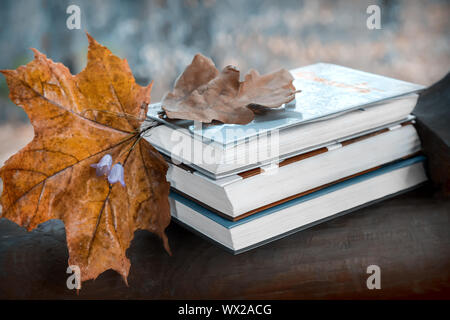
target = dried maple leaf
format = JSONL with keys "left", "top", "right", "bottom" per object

{"left": 0, "top": 34, "right": 171, "bottom": 285}
{"left": 161, "top": 53, "right": 299, "bottom": 124}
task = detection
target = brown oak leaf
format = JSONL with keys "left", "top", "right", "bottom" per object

{"left": 161, "top": 53, "right": 299, "bottom": 124}
{"left": 0, "top": 34, "right": 171, "bottom": 285}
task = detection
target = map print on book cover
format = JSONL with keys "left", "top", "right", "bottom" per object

{"left": 147, "top": 63, "right": 424, "bottom": 146}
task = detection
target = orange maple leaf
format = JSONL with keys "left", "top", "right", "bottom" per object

{"left": 0, "top": 34, "right": 171, "bottom": 285}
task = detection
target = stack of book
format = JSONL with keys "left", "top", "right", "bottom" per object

{"left": 145, "top": 63, "right": 427, "bottom": 253}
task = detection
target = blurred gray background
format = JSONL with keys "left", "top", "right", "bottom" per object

{"left": 0, "top": 0, "right": 449, "bottom": 162}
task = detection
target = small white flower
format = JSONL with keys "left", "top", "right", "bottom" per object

{"left": 108, "top": 163, "right": 126, "bottom": 187}
{"left": 90, "top": 154, "right": 112, "bottom": 177}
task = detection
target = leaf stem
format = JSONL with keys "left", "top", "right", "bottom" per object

{"left": 122, "top": 120, "right": 159, "bottom": 165}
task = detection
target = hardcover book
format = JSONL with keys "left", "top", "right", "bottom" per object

{"left": 147, "top": 63, "right": 424, "bottom": 146}
{"left": 146, "top": 63, "right": 427, "bottom": 253}
{"left": 166, "top": 121, "right": 422, "bottom": 219}
{"left": 145, "top": 63, "right": 424, "bottom": 179}
{"left": 169, "top": 156, "right": 427, "bottom": 253}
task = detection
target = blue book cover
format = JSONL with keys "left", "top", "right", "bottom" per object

{"left": 169, "top": 156, "right": 426, "bottom": 229}
{"left": 148, "top": 63, "right": 424, "bottom": 146}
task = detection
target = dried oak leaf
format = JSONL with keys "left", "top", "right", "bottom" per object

{"left": 161, "top": 53, "right": 299, "bottom": 124}
{"left": 0, "top": 34, "right": 171, "bottom": 285}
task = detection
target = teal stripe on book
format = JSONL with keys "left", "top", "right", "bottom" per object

{"left": 169, "top": 155, "right": 426, "bottom": 229}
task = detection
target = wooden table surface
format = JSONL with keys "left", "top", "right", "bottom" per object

{"left": 0, "top": 183, "right": 449, "bottom": 299}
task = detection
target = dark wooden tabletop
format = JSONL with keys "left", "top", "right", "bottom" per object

{"left": 0, "top": 74, "right": 449, "bottom": 300}
{"left": 0, "top": 183, "right": 449, "bottom": 299}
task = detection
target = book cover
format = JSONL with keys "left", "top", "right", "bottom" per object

{"left": 169, "top": 155, "right": 427, "bottom": 254}
{"left": 147, "top": 63, "right": 424, "bottom": 146}
{"left": 169, "top": 155, "right": 426, "bottom": 229}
